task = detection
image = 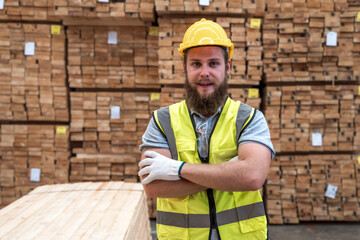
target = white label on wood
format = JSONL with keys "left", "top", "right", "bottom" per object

{"left": 199, "top": 0, "right": 210, "bottom": 6}
{"left": 24, "top": 42, "right": 35, "bottom": 56}
{"left": 312, "top": 132, "right": 322, "bottom": 146}
{"left": 30, "top": 168, "right": 41, "bottom": 182}
{"left": 108, "top": 31, "right": 118, "bottom": 45}
{"left": 111, "top": 106, "right": 120, "bottom": 119}
{"left": 0, "top": 0, "right": 4, "bottom": 10}
{"left": 326, "top": 32, "right": 337, "bottom": 46}
{"left": 325, "top": 184, "right": 337, "bottom": 199}
{"left": 98, "top": 0, "right": 109, "bottom": 2}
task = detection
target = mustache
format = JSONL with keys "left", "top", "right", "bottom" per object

{"left": 196, "top": 78, "right": 214, "bottom": 84}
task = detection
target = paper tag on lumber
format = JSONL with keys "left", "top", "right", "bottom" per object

{"left": 312, "top": 132, "right": 322, "bottom": 146}
{"left": 250, "top": 19, "right": 261, "bottom": 29}
{"left": 30, "top": 168, "right": 41, "bottom": 182}
{"left": 199, "top": 0, "right": 210, "bottom": 6}
{"left": 325, "top": 184, "right": 337, "bottom": 199}
{"left": 108, "top": 31, "right": 118, "bottom": 45}
{"left": 111, "top": 106, "right": 121, "bottom": 119}
{"left": 56, "top": 126, "right": 67, "bottom": 135}
{"left": 51, "top": 25, "right": 61, "bottom": 35}
{"left": 149, "top": 27, "right": 159, "bottom": 37}
{"left": 151, "top": 93, "right": 160, "bottom": 101}
{"left": 248, "top": 88, "right": 259, "bottom": 98}
{"left": 25, "top": 42, "right": 35, "bottom": 56}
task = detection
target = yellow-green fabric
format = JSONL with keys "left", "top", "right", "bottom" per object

{"left": 154, "top": 98, "right": 267, "bottom": 240}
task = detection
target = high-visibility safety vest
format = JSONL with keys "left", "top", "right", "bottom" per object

{"left": 153, "top": 98, "right": 267, "bottom": 240}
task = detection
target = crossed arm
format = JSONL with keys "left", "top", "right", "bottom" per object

{"left": 140, "top": 142, "right": 271, "bottom": 198}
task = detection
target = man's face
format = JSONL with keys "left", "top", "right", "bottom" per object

{"left": 185, "top": 46, "right": 230, "bottom": 97}
{"left": 184, "top": 46, "right": 231, "bottom": 116}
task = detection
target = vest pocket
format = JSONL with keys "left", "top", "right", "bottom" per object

{"left": 211, "top": 148, "right": 237, "bottom": 163}
{"left": 177, "top": 140, "right": 196, "bottom": 163}
{"left": 239, "top": 216, "right": 267, "bottom": 233}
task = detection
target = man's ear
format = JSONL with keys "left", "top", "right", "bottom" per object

{"left": 226, "top": 59, "right": 231, "bottom": 74}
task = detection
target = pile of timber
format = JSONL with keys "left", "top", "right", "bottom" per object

{"left": 0, "top": 124, "right": 70, "bottom": 209}
{"left": 69, "top": 91, "right": 159, "bottom": 182}
{"left": 266, "top": 154, "right": 360, "bottom": 224}
{"left": 266, "top": 0, "right": 358, "bottom": 13}
{"left": 160, "top": 87, "right": 261, "bottom": 109}
{"left": 263, "top": 12, "right": 360, "bottom": 83}
{"left": 67, "top": 25, "right": 159, "bottom": 88}
{"left": 53, "top": 0, "right": 154, "bottom": 22}
{"left": 0, "top": 23, "right": 68, "bottom": 121}
{"left": 0, "top": 1, "right": 60, "bottom": 21}
{"left": 265, "top": 85, "right": 358, "bottom": 153}
{"left": 155, "top": 0, "right": 266, "bottom": 15}
{"left": 0, "top": 182, "right": 151, "bottom": 240}
{"left": 158, "top": 17, "right": 263, "bottom": 86}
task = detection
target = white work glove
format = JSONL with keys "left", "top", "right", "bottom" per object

{"left": 229, "top": 156, "right": 239, "bottom": 162}
{"left": 138, "top": 151, "right": 186, "bottom": 185}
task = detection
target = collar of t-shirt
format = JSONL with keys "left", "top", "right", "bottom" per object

{"left": 190, "top": 107, "right": 222, "bottom": 138}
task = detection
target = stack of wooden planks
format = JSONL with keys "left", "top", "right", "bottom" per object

{"left": 265, "top": 85, "right": 358, "bottom": 153}
{"left": 0, "top": 181, "right": 151, "bottom": 240}
{"left": 67, "top": 25, "right": 159, "bottom": 89}
{"left": 155, "top": 0, "right": 266, "bottom": 15}
{"left": 53, "top": 0, "right": 154, "bottom": 22}
{"left": 0, "top": 0, "right": 60, "bottom": 21}
{"left": 266, "top": 154, "right": 360, "bottom": 224}
{"left": 69, "top": 91, "right": 159, "bottom": 182}
{"left": 0, "top": 124, "right": 70, "bottom": 209}
{"left": 263, "top": 12, "right": 360, "bottom": 83}
{"left": 0, "top": 23, "right": 68, "bottom": 121}
{"left": 262, "top": 5, "right": 360, "bottom": 224}
{"left": 158, "top": 17, "right": 263, "bottom": 86}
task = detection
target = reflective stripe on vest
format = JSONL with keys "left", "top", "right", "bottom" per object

{"left": 157, "top": 201, "right": 265, "bottom": 228}
{"left": 154, "top": 106, "right": 178, "bottom": 160}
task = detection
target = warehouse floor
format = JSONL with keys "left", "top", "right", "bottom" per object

{"left": 150, "top": 220, "right": 360, "bottom": 240}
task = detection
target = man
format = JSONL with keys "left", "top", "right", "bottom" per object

{"left": 138, "top": 18, "right": 275, "bottom": 240}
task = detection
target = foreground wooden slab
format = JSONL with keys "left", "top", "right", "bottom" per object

{"left": 0, "top": 182, "right": 151, "bottom": 240}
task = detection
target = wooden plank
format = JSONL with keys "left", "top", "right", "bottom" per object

{"left": 0, "top": 182, "right": 151, "bottom": 239}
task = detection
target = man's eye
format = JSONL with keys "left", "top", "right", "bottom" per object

{"left": 192, "top": 62, "right": 200, "bottom": 67}
{"left": 209, "top": 62, "right": 219, "bottom": 67}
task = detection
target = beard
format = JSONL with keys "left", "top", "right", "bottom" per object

{"left": 185, "top": 75, "right": 229, "bottom": 117}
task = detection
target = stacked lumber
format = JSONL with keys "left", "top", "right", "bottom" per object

{"left": 0, "top": 182, "right": 151, "bottom": 240}
{"left": 0, "top": 23, "right": 68, "bottom": 121}
{"left": 265, "top": 85, "right": 358, "bottom": 153}
{"left": 266, "top": 154, "right": 360, "bottom": 224}
{"left": 160, "top": 87, "right": 261, "bottom": 109}
{"left": 155, "top": 0, "right": 266, "bottom": 15}
{"left": 263, "top": 12, "right": 360, "bottom": 83}
{"left": 0, "top": 124, "right": 70, "bottom": 209}
{"left": 67, "top": 25, "right": 159, "bottom": 88}
{"left": 53, "top": 0, "right": 154, "bottom": 22}
{"left": 69, "top": 91, "right": 159, "bottom": 182}
{"left": 158, "top": 17, "right": 263, "bottom": 86}
{"left": 0, "top": 0, "right": 59, "bottom": 21}
{"left": 266, "top": 0, "right": 355, "bottom": 13}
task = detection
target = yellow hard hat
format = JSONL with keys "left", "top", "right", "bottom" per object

{"left": 178, "top": 18, "right": 234, "bottom": 59}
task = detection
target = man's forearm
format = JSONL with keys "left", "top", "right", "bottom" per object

{"left": 180, "top": 143, "right": 271, "bottom": 192}
{"left": 142, "top": 178, "right": 207, "bottom": 198}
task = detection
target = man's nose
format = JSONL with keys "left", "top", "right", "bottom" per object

{"left": 200, "top": 65, "right": 210, "bottom": 78}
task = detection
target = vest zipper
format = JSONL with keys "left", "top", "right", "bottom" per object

{"left": 189, "top": 99, "right": 226, "bottom": 240}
